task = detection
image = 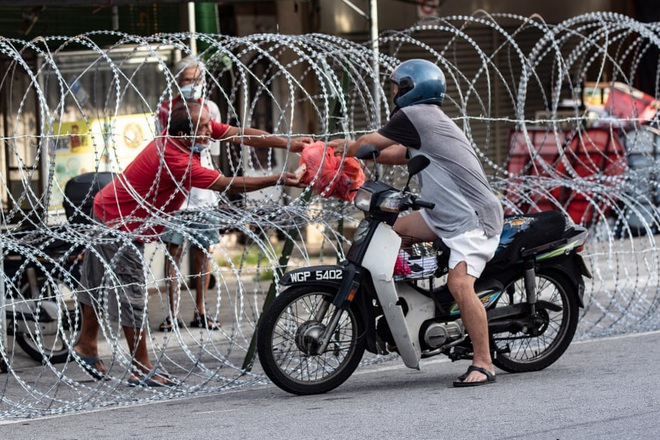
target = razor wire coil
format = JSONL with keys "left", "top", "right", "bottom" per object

{"left": 0, "top": 11, "right": 659, "bottom": 417}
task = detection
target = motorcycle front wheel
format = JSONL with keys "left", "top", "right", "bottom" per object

{"left": 490, "top": 269, "right": 579, "bottom": 373}
{"left": 257, "top": 285, "right": 366, "bottom": 395}
{"left": 13, "top": 277, "right": 82, "bottom": 364}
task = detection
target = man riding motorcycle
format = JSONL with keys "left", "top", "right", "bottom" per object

{"left": 330, "top": 59, "right": 504, "bottom": 387}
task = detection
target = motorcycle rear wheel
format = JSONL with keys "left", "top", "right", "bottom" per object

{"left": 491, "top": 270, "right": 579, "bottom": 373}
{"left": 257, "top": 285, "right": 366, "bottom": 395}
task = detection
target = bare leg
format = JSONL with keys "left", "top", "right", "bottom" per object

{"left": 72, "top": 303, "right": 106, "bottom": 374}
{"left": 396, "top": 212, "right": 494, "bottom": 382}
{"left": 191, "top": 246, "right": 219, "bottom": 328}
{"left": 123, "top": 326, "right": 153, "bottom": 373}
{"left": 165, "top": 243, "right": 184, "bottom": 320}
{"left": 393, "top": 211, "right": 437, "bottom": 247}
{"left": 123, "top": 326, "right": 170, "bottom": 384}
{"left": 447, "top": 262, "right": 495, "bottom": 382}
{"left": 192, "top": 246, "right": 212, "bottom": 316}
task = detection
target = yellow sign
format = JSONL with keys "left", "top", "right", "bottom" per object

{"left": 50, "top": 113, "right": 156, "bottom": 212}
{"left": 52, "top": 120, "right": 94, "bottom": 153}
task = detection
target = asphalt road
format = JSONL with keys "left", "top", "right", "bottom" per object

{"left": 1, "top": 330, "right": 658, "bottom": 440}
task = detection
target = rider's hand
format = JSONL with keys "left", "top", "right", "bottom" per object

{"left": 329, "top": 139, "right": 353, "bottom": 157}
{"left": 289, "top": 137, "right": 314, "bottom": 153}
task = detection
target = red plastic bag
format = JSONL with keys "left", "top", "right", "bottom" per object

{"left": 297, "top": 142, "right": 365, "bottom": 201}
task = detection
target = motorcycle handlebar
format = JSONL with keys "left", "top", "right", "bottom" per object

{"left": 414, "top": 199, "right": 435, "bottom": 210}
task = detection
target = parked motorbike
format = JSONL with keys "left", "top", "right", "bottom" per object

{"left": 2, "top": 228, "right": 84, "bottom": 364}
{"left": 1, "top": 171, "right": 113, "bottom": 365}
{"left": 257, "top": 145, "right": 591, "bottom": 395}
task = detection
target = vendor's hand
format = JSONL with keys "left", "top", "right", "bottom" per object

{"left": 329, "top": 139, "right": 353, "bottom": 157}
{"left": 289, "top": 137, "right": 314, "bottom": 153}
{"left": 281, "top": 171, "right": 307, "bottom": 188}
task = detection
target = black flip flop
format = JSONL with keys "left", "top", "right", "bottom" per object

{"left": 190, "top": 314, "right": 220, "bottom": 330}
{"left": 128, "top": 367, "right": 179, "bottom": 388}
{"left": 159, "top": 317, "right": 184, "bottom": 332}
{"left": 72, "top": 349, "right": 111, "bottom": 381}
{"left": 453, "top": 365, "right": 496, "bottom": 387}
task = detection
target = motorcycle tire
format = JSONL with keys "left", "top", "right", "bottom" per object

{"left": 14, "top": 277, "right": 82, "bottom": 365}
{"left": 490, "top": 269, "right": 579, "bottom": 373}
{"left": 256, "top": 284, "right": 366, "bottom": 395}
{"left": 15, "top": 326, "right": 71, "bottom": 365}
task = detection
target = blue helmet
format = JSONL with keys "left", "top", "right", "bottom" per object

{"left": 390, "top": 59, "right": 446, "bottom": 108}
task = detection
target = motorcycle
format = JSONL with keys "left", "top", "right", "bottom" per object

{"left": 2, "top": 227, "right": 84, "bottom": 364}
{"left": 1, "top": 171, "right": 113, "bottom": 365}
{"left": 257, "top": 145, "right": 591, "bottom": 395}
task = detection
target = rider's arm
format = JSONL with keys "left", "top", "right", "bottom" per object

{"left": 376, "top": 144, "right": 408, "bottom": 164}
{"left": 331, "top": 109, "right": 418, "bottom": 165}
{"left": 330, "top": 132, "right": 408, "bottom": 165}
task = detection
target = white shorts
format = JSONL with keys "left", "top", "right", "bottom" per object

{"left": 442, "top": 229, "right": 500, "bottom": 278}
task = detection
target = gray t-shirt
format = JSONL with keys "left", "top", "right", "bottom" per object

{"left": 378, "top": 104, "right": 503, "bottom": 238}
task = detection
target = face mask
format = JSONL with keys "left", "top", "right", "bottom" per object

{"left": 179, "top": 84, "right": 203, "bottom": 100}
{"left": 190, "top": 143, "right": 209, "bottom": 153}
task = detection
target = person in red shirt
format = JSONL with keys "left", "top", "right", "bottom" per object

{"left": 72, "top": 100, "right": 306, "bottom": 387}
{"left": 155, "top": 56, "right": 311, "bottom": 332}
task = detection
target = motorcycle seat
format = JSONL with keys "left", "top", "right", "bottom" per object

{"left": 489, "top": 210, "right": 567, "bottom": 266}
{"left": 431, "top": 210, "right": 568, "bottom": 269}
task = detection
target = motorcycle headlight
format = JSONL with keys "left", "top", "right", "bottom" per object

{"left": 354, "top": 188, "right": 373, "bottom": 211}
{"left": 378, "top": 194, "right": 405, "bottom": 212}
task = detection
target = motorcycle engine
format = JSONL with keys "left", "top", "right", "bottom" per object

{"left": 420, "top": 320, "right": 464, "bottom": 350}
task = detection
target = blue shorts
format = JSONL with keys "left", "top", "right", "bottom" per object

{"left": 161, "top": 211, "right": 221, "bottom": 248}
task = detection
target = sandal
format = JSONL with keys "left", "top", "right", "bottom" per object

{"left": 190, "top": 314, "right": 220, "bottom": 330}
{"left": 128, "top": 367, "right": 179, "bottom": 388}
{"left": 159, "top": 317, "right": 184, "bottom": 332}
{"left": 71, "top": 348, "right": 111, "bottom": 381}
{"left": 453, "top": 365, "right": 496, "bottom": 387}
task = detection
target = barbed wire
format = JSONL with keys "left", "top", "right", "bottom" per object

{"left": 0, "top": 11, "right": 659, "bottom": 418}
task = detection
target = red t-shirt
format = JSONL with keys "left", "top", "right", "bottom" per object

{"left": 94, "top": 120, "right": 230, "bottom": 240}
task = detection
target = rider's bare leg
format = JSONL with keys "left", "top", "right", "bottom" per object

{"left": 393, "top": 211, "right": 437, "bottom": 247}
{"left": 447, "top": 262, "right": 495, "bottom": 383}
{"left": 394, "top": 212, "right": 495, "bottom": 383}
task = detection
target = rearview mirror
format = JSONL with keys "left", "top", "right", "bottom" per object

{"left": 407, "top": 154, "right": 430, "bottom": 176}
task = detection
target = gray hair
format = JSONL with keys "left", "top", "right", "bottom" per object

{"left": 174, "top": 55, "right": 206, "bottom": 78}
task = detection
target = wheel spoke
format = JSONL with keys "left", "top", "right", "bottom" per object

{"left": 258, "top": 286, "right": 365, "bottom": 393}
{"left": 492, "top": 272, "right": 578, "bottom": 372}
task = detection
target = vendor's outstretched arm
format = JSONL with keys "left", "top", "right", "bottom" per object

{"left": 221, "top": 126, "right": 312, "bottom": 153}
{"left": 208, "top": 172, "right": 305, "bottom": 194}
